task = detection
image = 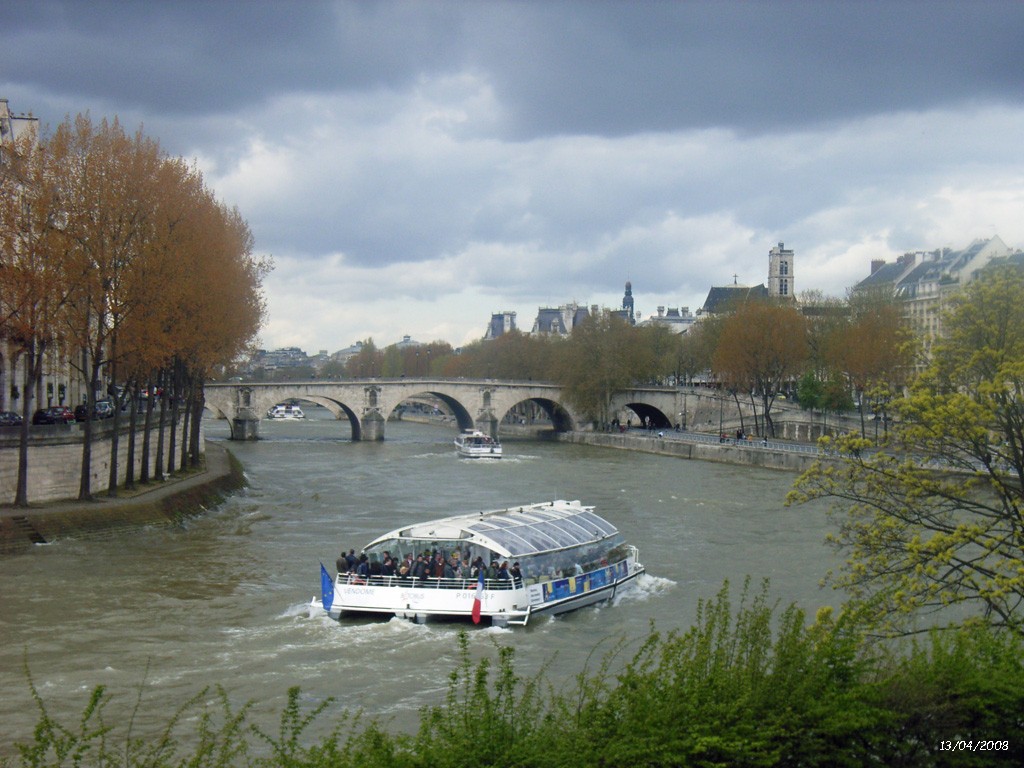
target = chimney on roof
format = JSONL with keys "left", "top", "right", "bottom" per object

{"left": 870, "top": 259, "right": 885, "bottom": 275}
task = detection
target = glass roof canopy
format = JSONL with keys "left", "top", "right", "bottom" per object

{"left": 369, "top": 500, "right": 621, "bottom": 558}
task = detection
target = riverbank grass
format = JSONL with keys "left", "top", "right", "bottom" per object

{"left": 6, "top": 579, "right": 1024, "bottom": 767}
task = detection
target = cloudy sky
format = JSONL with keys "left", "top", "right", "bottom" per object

{"left": 3, "top": 1, "right": 1023, "bottom": 354}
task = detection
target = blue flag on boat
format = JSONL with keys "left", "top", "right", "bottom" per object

{"left": 320, "top": 562, "right": 334, "bottom": 612}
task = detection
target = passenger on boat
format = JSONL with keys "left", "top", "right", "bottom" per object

{"left": 510, "top": 562, "right": 522, "bottom": 584}
{"left": 431, "top": 552, "right": 445, "bottom": 578}
{"left": 336, "top": 553, "right": 349, "bottom": 576}
{"left": 345, "top": 549, "right": 357, "bottom": 570}
{"left": 356, "top": 554, "right": 370, "bottom": 580}
{"left": 412, "top": 554, "right": 429, "bottom": 581}
{"left": 487, "top": 560, "right": 499, "bottom": 579}
{"left": 471, "top": 556, "right": 486, "bottom": 579}
{"left": 381, "top": 556, "right": 395, "bottom": 576}
{"left": 497, "top": 562, "right": 510, "bottom": 581}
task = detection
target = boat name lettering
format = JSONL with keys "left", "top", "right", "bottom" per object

{"left": 342, "top": 586, "right": 376, "bottom": 596}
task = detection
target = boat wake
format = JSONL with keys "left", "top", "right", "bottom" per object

{"left": 612, "top": 573, "right": 675, "bottom": 606}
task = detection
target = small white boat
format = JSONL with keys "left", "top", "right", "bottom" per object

{"left": 267, "top": 404, "right": 305, "bottom": 419}
{"left": 454, "top": 429, "right": 502, "bottom": 458}
{"left": 313, "top": 499, "right": 645, "bottom": 627}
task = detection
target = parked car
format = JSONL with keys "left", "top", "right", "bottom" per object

{"left": 74, "top": 400, "right": 116, "bottom": 421}
{"left": 0, "top": 410, "right": 23, "bottom": 426}
{"left": 32, "top": 406, "right": 76, "bottom": 425}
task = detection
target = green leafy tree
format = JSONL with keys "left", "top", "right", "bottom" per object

{"left": 556, "top": 312, "right": 655, "bottom": 427}
{"left": 789, "top": 264, "right": 1024, "bottom": 636}
{"left": 797, "top": 370, "right": 824, "bottom": 412}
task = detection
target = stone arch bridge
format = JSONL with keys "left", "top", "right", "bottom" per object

{"left": 204, "top": 379, "right": 693, "bottom": 441}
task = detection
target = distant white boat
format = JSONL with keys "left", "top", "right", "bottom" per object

{"left": 267, "top": 404, "right": 305, "bottom": 419}
{"left": 454, "top": 429, "right": 502, "bottom": 458}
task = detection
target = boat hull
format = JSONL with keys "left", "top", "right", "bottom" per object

{"left": 455, "top": 446, "right": 503, "bottom": 459}
{"left": 454, "top": 430, "right": 502, "bottom": 458}
{"left": 319, "top": 557, "right": 644, "bottom": 626}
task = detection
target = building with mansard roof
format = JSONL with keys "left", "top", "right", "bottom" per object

{"left": 531, "top": 302, "right": 592, "bottom": 336}
{"left": 854, "top": 235, "right": 1020, "bottom": 360}
{"left": 484, "top": 311, "right": 517, "bottom": 340}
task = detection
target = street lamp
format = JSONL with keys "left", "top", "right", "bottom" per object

{"left": 719, "top": 393, "right": 724, "bottom": 438}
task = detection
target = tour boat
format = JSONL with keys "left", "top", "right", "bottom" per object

{"left": 267, "top": 404, "right": 305, "bottom": 419}
{"left": 313, "top": 499, "right": 645, "bottom": 627}
{"left": 454, "top": 429, "right": 502, "bottom": 458}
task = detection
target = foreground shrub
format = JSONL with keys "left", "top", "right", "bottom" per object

{"left": 6, "top": 580, "right": 1024, "bottom": 767}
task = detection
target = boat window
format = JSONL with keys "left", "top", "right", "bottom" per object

{"left": 516, "top": 534, "right": 625, "bottom": 579}
{"left": 364, "top": 538, "right": 497, "bottom": 567}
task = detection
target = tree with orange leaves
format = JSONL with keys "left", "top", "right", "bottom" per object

{"left": 712, "top": 299, "right": 808, "bottom": 437}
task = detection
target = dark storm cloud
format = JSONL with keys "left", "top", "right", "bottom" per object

{"left": 4, "top": 1, "right": 1022, "bottom": 137}
{"left": 3, "top": 1, "right": 1023, "bottom": 350}
{"left": 467, "top": 1, "right": 1024, "bottom": 138}
{"left": 1, "top": 1, "right": 464, "bottom": 115}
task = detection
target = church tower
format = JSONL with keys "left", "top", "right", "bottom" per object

{"left": 622, "top": 280, "right": 635, "bottom": 324}
{"left": 768, "top": 242, "right": 794, "bottom": 299}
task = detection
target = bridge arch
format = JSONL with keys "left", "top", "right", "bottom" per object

{"left": 303, "top": 396, "right": 363, "bottom": 439}
{"left": 203, "top": 379, "right": 606, "bottom": 441}
{"left": 619, "top": 401, "right": 674, "bottom": 430}
{"left": 385, "top": 389, "right": 474, "bottom": 432}
{"left": 495, "top": 396, "right": 576, "bottom": 432}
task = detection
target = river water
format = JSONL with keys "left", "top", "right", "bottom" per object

{"left": 0, "top": 408, "right": 840, "bottom": 752}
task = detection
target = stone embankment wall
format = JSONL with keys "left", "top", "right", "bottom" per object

{"left": 0, "top": 418, "right": 198, "bottom": 505}
{"left": 550, "top": 430, "right": 832, "bottom": 474}
{"left": 0, "top": 443, "right": 244, "bottom": 556}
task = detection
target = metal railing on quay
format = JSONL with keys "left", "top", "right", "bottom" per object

{"left": 631, "top": 428, "right": 826, "bottom": 456}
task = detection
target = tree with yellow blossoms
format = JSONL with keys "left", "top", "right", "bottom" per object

{"left": 789, "top": 263, "right": 1024, "bottom": 636}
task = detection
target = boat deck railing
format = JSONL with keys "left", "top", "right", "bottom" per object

{"left": 339, "top": 573, "right": 520, "bottom": 591}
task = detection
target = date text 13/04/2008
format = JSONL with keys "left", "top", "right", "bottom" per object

{"left": 938, "top": 741, "right": 1009, "bottom": 752}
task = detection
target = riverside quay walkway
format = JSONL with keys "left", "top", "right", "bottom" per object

{"left": 204, "top": 379, "right": 836, "bottom": 442}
